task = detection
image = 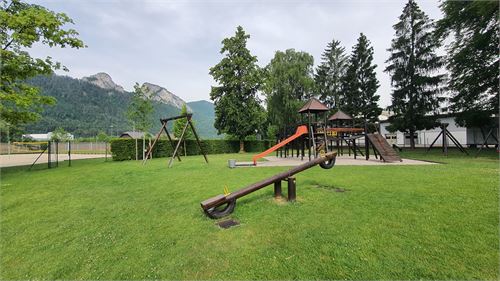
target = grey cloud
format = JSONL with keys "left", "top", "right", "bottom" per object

{"left": 28, "top": 0, "right": 442, "bottom": 106}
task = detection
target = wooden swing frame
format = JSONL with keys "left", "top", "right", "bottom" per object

{"left": 143, "top": 114, "right": 208, "bottom": 167}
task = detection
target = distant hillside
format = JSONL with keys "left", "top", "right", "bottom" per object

{"left": 25, "top": 74, "right": 219, "bottom": 138}
{"left": 187, "top": 100, "right": 218, "bottom": 138}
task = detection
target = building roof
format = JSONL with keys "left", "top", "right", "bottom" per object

{"left": 298, "top": 98, "right": 329, "bottom": 113}
{"left": 379, "top": 111, "right": 499, "bottom": 124}
{"left": 120, "top": 131, "right": 146, "bottom": 139}
{"left": 22, "top": 132, "right": 74, "bottom": 141}
{"left": 23, "top": 133, "right": 50, "bottom": 140}
{"left": 328, "top": 110, "right": 353, "bottom": 121}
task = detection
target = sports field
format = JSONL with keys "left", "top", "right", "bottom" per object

{"left": 0, "top": 149, "right": 498, "bottom": 279}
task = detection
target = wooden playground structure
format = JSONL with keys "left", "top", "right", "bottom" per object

{"left": 250, "top": 98, "right": 402, "bottom": 166}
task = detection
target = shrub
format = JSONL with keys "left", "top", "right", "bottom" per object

{"left": 110, "top": 139, "right": 273, "bottom": 161}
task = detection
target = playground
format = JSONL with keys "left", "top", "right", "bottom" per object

{"left": 1, "top": 104, "right": 498, "bottom": 279}
{"left": 0, "top": 149, "right": 498, "bottom": 279}
{"left": 235, "top": 154, "right": 434, "bottom": 167}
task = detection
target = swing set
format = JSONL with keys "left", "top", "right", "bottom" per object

{"left": 143, "top": 114, "right": 208, "bottom": 167}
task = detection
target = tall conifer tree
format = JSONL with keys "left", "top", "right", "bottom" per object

{"left": 342, "top": 33, "right": 381, "bottom": 122}
{"left": 436, "top": 1, "right": 499, "bottom": 128}
{"left": 385, "top": 0, "right": 444, "bottom": 149}
{"left": 315, "top": 39, "right": 347, "bottom": 109}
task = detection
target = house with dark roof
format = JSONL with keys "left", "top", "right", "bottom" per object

{"left": 119, "top": 131, "right": 146, "bottom": 139}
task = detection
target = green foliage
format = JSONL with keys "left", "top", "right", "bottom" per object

{"left": 385, "top": 0, "right": 445, "bottom": 148}
{"left": 315, "top": 39, "right": 348, "bottom": 109}
{"left": 50, "top": 126, "right": 70, "bottom": 141}
{"left": 24, "top": 75, "right": 157, "bottom": 136}
{"left": 209, "top": 26, "right": 264, "bottom": 147}
{"left": 0, "top": 0, "right": 84, "bottom": 129}
{"left": 110, "top": 138, "right": 272, "bottom": 161}
{"left": 173, "top": 104, "right": 194, "bottom": 139}
{"left": 23, "top": 75, "right": 217, "bottom": 138}
{"left": 341, "top": 33, "right": 381, "bottom": 122}
{"left": 187, "top": 100, "right": 219, "bottom": 139}
{"left": 96, "top": 131, "right": 110, "bottom": 142}
{"left": 126, "top": 83, "right": 154, "bottom": 133}
{"left": 436, "top": 1, "right": 499, "bottom": 127}
{"left": 263, "top": 49, "right": 315, "bottom": 131}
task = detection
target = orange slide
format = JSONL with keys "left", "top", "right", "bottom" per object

{"left": 252, "top": 125, "right": 308, "bottom": 165}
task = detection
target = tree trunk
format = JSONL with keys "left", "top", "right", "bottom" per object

{"left": 409, "top": 129, "right": 416, "bottom": 149}
{"left": 135, "top": 138, "right": 138, "bottom": 160}
{"left": 239, "top": 140, "right": 245, "bottom": 153}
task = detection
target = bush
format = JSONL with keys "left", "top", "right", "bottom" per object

{"left": 110, "top": 139, "right": 273, "bottom": 161}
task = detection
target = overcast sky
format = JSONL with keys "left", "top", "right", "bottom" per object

{"left": 29, "top": 0, "right": 443, "bottom": 107}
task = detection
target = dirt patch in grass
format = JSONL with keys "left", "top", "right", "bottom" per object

{"left": 313, "top": 184, "right": 349, "bottom": 193}
{"left": 216, "top": 219, "right": 240, "bottom": 229}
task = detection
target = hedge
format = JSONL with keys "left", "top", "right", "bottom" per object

{"left": 110, "top": 139, "right": 274, "bottom": 161}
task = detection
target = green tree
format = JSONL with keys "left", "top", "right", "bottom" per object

{"left": 341, "top": 33, "right": 381, "bottom": 122}
{"left": 96, "top": 131, "right": 111, "bottom": 161}
{"left": 263, "top": 49, "right": 315, "bottom": 133}
{"left": 385, "top": 0, "right": 445, "bottom": 149}
{"left": 209, "top": 26, "right": 264, "bottom": 152}
{"left": 315, "top": 39, "right": 348, "bottom": 109}
{"left": 50, "top": 127, "right": 70, "bottom": 142}
{"left": 126, "top": 83, "right": 153, "bottom": 133}
{"left": 126, "top": 83, "right": 153, "bottom": 160}
{"left": 0, "top": 0, "right": 85, "bottom": 130}
{"left": 436, "top": 1, "right": 499, "bottom": 127}
{"left": 173, "top": 104, "right": 194, "bottom": 140}
{"left": 97, "top": 131, "right": 110, "bottom": 142}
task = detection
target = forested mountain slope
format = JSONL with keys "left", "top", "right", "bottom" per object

{"left": 25, "top": 74, "right": 219, "bottom": 138}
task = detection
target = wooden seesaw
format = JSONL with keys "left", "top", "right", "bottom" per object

{"left": 200, "top": 152, "right": 337, "bottom": 219}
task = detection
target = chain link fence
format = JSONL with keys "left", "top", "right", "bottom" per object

{"left": 1, "top": 141, "right": 109, "bottom": 155}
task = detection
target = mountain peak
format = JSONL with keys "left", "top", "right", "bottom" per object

{"left": 82, "top": 72, "right": 125, "bottom": 93}
{"left": 142, "top": 82, "right": 190, "bottom": 110}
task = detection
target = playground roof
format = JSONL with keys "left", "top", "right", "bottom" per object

{"left": 298, "top": 98, "right": 329, "bottom": 113}
{"left": 328, "top": 110, "right": 353, "bottom": 121}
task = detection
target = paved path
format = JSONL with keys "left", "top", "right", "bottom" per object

{"left": 0, "top": 153, "right": 106, "bottom": 168}
{"left": 236, "top": 155, "right": 435, "bottom": 167}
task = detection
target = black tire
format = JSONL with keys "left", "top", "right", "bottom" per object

{"left": 319, "top": 158, "right": 336, "bottom": 169}
{"left": 204, "top": 199, "right": 236, "bottom": 219}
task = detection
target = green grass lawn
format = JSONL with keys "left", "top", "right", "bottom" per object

{"left": 1, "top": 149, "right": 498, "bottom": 279}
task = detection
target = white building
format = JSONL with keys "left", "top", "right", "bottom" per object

{"left": 22, "top": 132, "right": 75, "bottom": 141}
{"left": 380, "top": 114, "right": 498, "bottom": 148}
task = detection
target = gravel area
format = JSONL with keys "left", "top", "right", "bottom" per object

{"left": 0, "top": 153, "right": 106, "bottom": 168}
{"left": 234, "top": 155, "right": 436, "bottom": 167}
